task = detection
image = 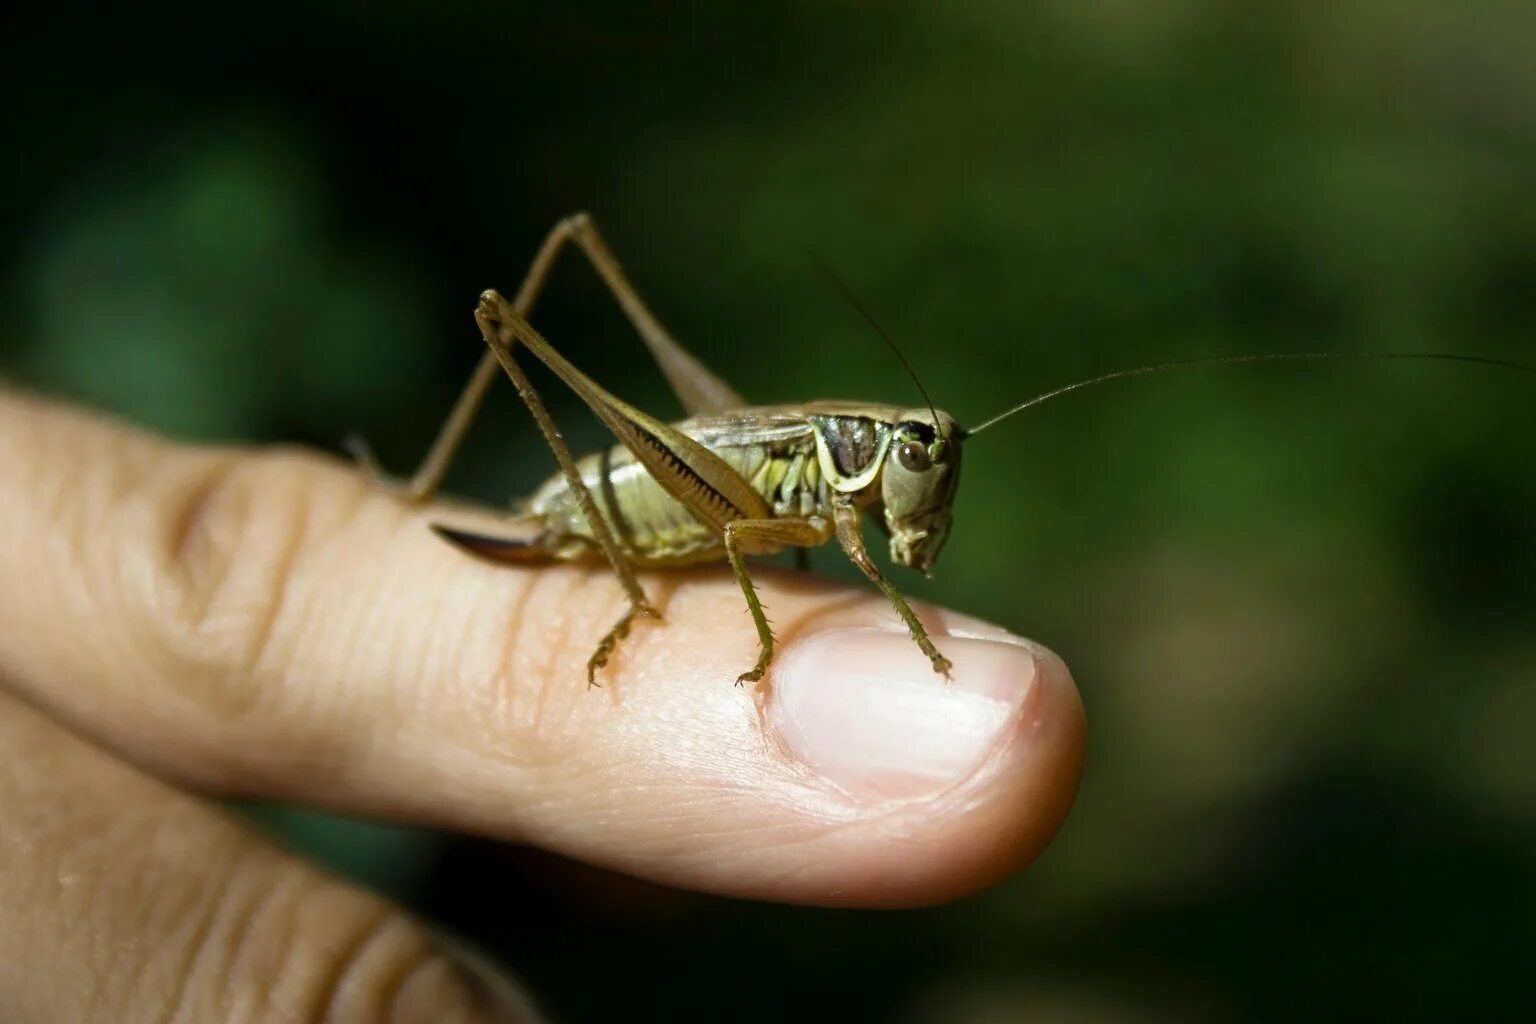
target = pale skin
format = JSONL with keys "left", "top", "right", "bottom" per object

{"left": 0, "top": 385, "right": 1085, "bottom": 1020}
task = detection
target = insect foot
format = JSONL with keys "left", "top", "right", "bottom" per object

{"left": 735, "top": 646, "right": 774, "bottom": 688}
{"left": 901, "top": 623, "right": 954, "bottom": 681}
{"left": 586, "top": 601, "right": 663, "bottom": 688}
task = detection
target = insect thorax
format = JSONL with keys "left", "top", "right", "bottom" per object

{"left": 808, "top": 413, "right": 893, "bottom": 493}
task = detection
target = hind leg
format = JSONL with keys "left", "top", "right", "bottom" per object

{"left": 351, "top": 213, "right": 745, "bottom": 503}
{"left": 432, "top": 522, "right": 645, "bottom": 687}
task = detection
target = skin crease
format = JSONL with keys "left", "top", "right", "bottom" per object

{"left": 0, "top": 388, "right": 1086, "bottom": 1020}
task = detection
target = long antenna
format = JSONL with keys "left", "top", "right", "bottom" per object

{"left": 812, "top": 254, "right": 946, "bottom": 444}
{"left": 965, "top": 351, "right": 1536, "bottom": 437}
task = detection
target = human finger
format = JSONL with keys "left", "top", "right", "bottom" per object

{"left": 0, "top": 390, "right": 1085, "bottom": 906}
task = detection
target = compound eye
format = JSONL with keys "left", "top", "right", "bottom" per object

{"left": 897, "top": 439, "right": 931, "bottom": 473}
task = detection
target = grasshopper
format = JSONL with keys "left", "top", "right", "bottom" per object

{"left": 352, "top": 213, "right": 1532, "bottom": 687}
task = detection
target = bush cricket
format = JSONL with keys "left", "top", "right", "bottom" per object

{"left": 350, "top": 213, "right": 1532, "bottom": 687}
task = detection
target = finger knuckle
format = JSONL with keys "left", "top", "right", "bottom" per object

{"left": 201, "top": 870, "right": 494, "bottom": 1024}
{"left": 476, "top": 564, "right": 602, "bottom": 766}
{"left": 141, "top": 446, "right": 336, "bottom": 721}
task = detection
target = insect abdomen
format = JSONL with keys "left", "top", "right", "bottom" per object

{"left": 526, "top": 425, "right": 825, "bottom": 567}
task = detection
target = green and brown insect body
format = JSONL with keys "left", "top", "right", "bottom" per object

{"left": 434, "top": 397, "right": 963, "bottom": 682}
{"left": 372, "top": 224, "right": 963, "bottom": 688}
{"left": 446, "top": 403, "right": 955, "bottom": 568}
{"left": 510, "top": 406, "right": 835, "bottom": 567}
{"left": 354, "top": 212, "right": 1529, "bottom": 689}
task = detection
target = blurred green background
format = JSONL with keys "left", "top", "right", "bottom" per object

{"left": 4, "top": 2, "right": 1535, "bottom": 1020}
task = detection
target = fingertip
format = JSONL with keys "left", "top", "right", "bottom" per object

{"left": 768, "top": 628, "right": 1042, "bottom": 802}
{"left": 748, "top": 624, "right": 1085, "bottom": 905}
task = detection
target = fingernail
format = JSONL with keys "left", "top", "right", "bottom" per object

{"left": 770, "top": 629, "right": 1038, "bottom": 800}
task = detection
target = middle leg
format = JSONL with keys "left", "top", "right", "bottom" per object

{"left": 722, "top": 516, "right": 835, "bottom": 685}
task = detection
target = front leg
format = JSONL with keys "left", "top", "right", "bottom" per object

{"left": 832, "top": 500, "right": 953, "bottom": 678}
{"left": 722, "top": 516, "right": 835, "bottom": 685}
